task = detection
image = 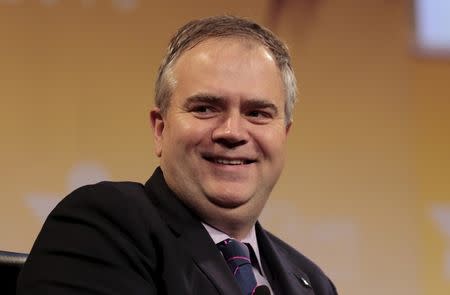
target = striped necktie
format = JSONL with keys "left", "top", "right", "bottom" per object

{"left": 217, "top": 238, "right": 260, "bottom": 295}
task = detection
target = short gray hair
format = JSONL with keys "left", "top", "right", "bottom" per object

{"left": 155, "top": 15, "right": 297, "bottom": 124}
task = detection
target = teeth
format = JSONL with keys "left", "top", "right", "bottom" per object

{"left": 215, "top": 159, "right": 244, "bottom": 165}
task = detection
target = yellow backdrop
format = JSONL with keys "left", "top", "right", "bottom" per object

{"left": 1, "top": 1, "right": 449, "bottom": 294}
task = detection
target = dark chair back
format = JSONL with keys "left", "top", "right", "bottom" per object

{"left": 0, "top": 251, "right": 28, "bottom": 295}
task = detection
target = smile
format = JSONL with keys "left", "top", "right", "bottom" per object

{"left": 203, "top": 156, "right": 256, "bottom": 165}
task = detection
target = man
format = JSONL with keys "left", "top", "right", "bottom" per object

{"left": 17, "top": 16, "right": 338, "bottom": 295}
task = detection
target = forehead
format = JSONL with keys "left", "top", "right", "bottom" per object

{"left": 177, "top": 37, "right": 281, "bottom": 81}
{"left": 178, "top": 37, "right": 274, "bottom": 65}
{"left": 170, "top": 37, "right": 284, "bottom": 101}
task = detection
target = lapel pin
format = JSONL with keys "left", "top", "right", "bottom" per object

{"left": 293, "top": 273, "right": 312, "bottom": 288}
{"left": 300, "top": 276, "right": 311, "bottom": 288}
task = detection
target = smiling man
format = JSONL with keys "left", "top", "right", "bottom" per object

{"left": 151, "top": 37, "right": 289, "bottom": 241}
{"left": 18, "top": 16, "right": 338, "bottom": 295}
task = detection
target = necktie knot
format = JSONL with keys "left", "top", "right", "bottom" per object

{"left": 217, "top": 238, "right": 251, "bottom": 267}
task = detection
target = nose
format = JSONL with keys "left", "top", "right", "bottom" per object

{"left": 211, "top": 111, "right": 248, "bottom": 149}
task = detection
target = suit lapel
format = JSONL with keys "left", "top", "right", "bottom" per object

{"left": 144, "top": 168, "right": 242, "bottom": 295}
{"left": 256, "top": 223, "right": 315, "bottom": 295}
{"left": 177, "top": 224, "right": 242, "bottom": 295}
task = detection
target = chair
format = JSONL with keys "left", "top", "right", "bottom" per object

{"left": 0, "top": 250, "right": 28, "bottom": 295}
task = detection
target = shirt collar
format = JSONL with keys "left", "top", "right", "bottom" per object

{"left": 202, "top": 222, "right": 263, "bottom": 272}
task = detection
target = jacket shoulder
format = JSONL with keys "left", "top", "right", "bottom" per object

{"left": 52, "top": 180, "right": 162, "bottom": 239}
{"left": 59, "top": 180, "right": 148, "bottom": 208}
{"left": 18, "top": 180, "right": 162, "bottom": 294}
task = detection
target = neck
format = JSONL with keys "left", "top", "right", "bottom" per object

{"left": 206, "top": 219, "right": 255, "bottom": 241}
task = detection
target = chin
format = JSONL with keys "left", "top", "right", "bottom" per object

{"left": 206, "top": 191, "right": 252, "bottom": 209}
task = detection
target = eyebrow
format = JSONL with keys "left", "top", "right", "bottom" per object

{"left": 184, "top": 93, "right": 279, "bottom": 116}
{"left": 184, "top": 94, "right": 227, "bottom": 108}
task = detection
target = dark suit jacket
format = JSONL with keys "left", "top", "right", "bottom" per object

{"left": 17, "top": 168, "right": 337, "bottom": 295}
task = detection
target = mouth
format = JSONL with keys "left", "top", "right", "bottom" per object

{"left": 203, "top": 156, "right": 256, "bottom": 165}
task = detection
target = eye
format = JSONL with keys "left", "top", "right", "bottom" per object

{"left": 192, "top": 105, "right": 213, "bottom": 113}
{"left": 246, "top": 110, "right": 273, "bottom": 123}
{"left": 190, "top": 104, "right": 218, "bottom": 118}
{"left": 247, "top": 110, "right": 268, "bottom": 117}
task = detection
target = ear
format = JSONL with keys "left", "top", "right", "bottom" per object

{"left": 285, "top": 121, "right": 292, "bottom": 136}
{"left": 150, "top": 107, "right": 164, "bottom": 157}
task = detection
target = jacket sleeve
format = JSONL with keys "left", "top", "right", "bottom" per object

{"left": 17, "top": 182, "right": 160, "bottom": 295}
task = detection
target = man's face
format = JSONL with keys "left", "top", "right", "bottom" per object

{"left": 151, "top": 38, "right": 290, "bottom": 234}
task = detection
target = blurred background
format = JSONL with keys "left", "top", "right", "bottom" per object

{"left": 1, "top": 0, "right": 449, "bottom": 294}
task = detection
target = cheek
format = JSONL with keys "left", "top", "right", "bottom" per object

{"left": 255, "top": 127, "right": 288, "bottom": 157}
{"left": 163, "top": 117, "right": 211, "bottom": 149}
